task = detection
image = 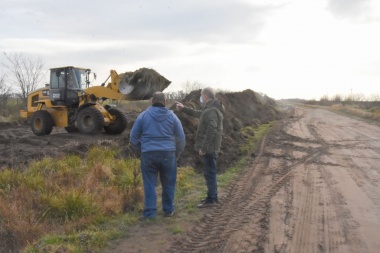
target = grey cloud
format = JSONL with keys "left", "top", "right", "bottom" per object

{"left": 327, "top": 0, "right": 372, "bottom": 21}
{"left": 47, "top": 42, "right": 177, "bottom": 67}
{"left": 41, "top": 40, "right": 178, "bottom": 82}
{"left": 1, "top": 0, "right": 277, "bottom": 43}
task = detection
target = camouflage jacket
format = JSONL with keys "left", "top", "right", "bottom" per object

{"left": 182, "top": 98, "right": 224, "bottom": 154}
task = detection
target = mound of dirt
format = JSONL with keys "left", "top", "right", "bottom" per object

{"left": 170, "top": 89, "right": 282, "bottom": 172}
{"left": 120, "top": 68, "right": 171, "bottom": 100}
{"left": 0, "top": 89, "right": 281, "bottom": 173}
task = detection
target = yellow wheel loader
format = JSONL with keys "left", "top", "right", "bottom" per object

{"left": 19, "top": 66, "right": 170, "bottom": 136}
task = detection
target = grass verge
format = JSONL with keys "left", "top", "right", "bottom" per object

{"left": 219, "top": 122, "right": 273, "bottom": 187}
{"left": 0, "top": 123, "right": 273, "bottom": 253}
{"left": 329, "top": 104, "right": 380, "bottom": 123}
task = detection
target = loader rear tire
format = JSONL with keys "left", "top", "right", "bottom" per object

{"left": 30, "top": 110, "right": 54, "bottom": 136}
{"left": 77, "top": 107, "right": 104, "bottom": 135}
{"left": 104, "top": 108, "right": 128, "bottom": 134}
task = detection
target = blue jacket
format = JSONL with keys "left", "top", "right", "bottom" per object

{"left": 130, "top": 105, "right": 186, "bottom": 155}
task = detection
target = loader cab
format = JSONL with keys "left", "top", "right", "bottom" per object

{"left": 49, "top": 67, "right": 90, "bottom": 106}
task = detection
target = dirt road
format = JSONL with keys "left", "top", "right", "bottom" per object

{"left": 110, "top": 106, "right": 380, "bottom": 253}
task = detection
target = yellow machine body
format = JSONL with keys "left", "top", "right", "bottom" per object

{"left": 19, "top": 66, "right": 169, "bottom": 136}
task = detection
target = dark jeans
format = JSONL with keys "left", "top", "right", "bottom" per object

{"left": 141, "top": 151, "right": 177, "bottom": 218}
{"left": 202, "top": 154, "right": 218, "bottom": 202}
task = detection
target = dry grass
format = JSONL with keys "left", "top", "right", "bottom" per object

{"left": 239, "top": 122, "right": 273, "bottom": 156}
{"left": 293, "top": 94, "right": 380, "bottom": 123}
{"left": 0, "top": 113, "right": 273, "bottom": 252}
{"left": 329, "top": 104, "right": 380, "bottom": 122}
{"left": 0, "top": 148, "right": 208, "bottom": 252}
{"left": 0, "top": 148, "right": 142, "bottom": 252}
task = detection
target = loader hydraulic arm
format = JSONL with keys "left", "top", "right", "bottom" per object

{"left": 84, "top": 70, "right": 125, "bottom": 100}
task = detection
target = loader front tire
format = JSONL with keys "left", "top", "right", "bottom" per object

{"left": 104, "top": 108, "right": 128, "bottom": 134}
{"left": 77, "top": 107, "right": 104, "bottom": 135}
{"left": 30, "top": 110, "right": 54, "bottom": 136}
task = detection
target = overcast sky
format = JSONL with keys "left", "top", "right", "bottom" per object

{"left": 1, "top": 0, "right": 379, "bottom": 100}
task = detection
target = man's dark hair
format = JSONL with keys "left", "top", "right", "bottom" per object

{"left": 152, "top": 92, "right": 166, "bottom": 105}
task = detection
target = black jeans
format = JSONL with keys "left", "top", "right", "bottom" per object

{"left": 202, "top": 153, "right": 218, "bottom": 202}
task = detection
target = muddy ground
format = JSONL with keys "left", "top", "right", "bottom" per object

{"left": 105, "top": 105, "right": 380, "bottom": 253}
{"left": 0, "top": 89, "right": 279, "bottom": 172}
{"left": 3, "top": 92, "right": 380, "bottom": 253}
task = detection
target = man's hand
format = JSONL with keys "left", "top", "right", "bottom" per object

{"left": 199, "top": 149, "right": 205, "bottom": 156}
{"left": 175, "top": 101, "right": 184, "bottom": 111}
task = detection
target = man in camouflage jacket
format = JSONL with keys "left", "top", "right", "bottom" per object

{"left": 176, "top": 87, "right": 224, "bottom": 207}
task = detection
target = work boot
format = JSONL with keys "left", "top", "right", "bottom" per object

{"left": 197, "top": 199, "right": 218, "bottom": 208}
{"left": 164, "top": 211, "right": 174, "bottom": 218}
{"left": 199, "top": 196, "right": 219, "bottom": 204}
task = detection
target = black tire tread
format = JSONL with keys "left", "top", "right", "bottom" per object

{"left": 30, "top": 110, "right": 54, "bottom": 136}
{"left": 77, "top": 107, "right": 104, "bottom": 135}
{"left": 104, "top": 108, "right": 128, "bottom": 134}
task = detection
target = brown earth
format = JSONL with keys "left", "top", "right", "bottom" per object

{"left": 3, "top": 92, "right": 380, "bottom": 253}
{"left": 0, "top": 89, "right": 280, "bottom": 252}
{"left": 0, "top": 89, "right": 279, "bottom": 172}
{"left": 105, "top": 105, "right": 380, "bottom": 253}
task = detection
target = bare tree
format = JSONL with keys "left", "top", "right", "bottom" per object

{"left": 0, "top": 72, "right": 11, "bottom": 111}
{"left": 182, "top": 81, "right": 205, "bottom": 95}
{"left": 165, "top": 90, "right": 187, "bottom": 100}
{"left": 344, "top": 93, "right": 366, "bottom": 102}
{"left": 3, "top": 52, "right": 45, "bottom": 103}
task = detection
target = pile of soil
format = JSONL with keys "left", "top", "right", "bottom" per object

{"left": 0, "top": 89, "right": 281, "bottom": 172}
{"left": 120, "top": 68, "right": 171, "bottom": 100}
{"left": 171, "top": 89, "right": 281, "bottom": 172}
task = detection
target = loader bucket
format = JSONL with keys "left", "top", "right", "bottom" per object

{"left": 119, "top": 68, "right": 171, "bottom": 100}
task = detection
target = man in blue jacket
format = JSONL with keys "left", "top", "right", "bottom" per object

{"left": 130, "top": 92, "right": 185, "bottom": 219}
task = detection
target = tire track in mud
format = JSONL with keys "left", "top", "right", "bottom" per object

{"left": 318, "top": 166, "right": 358, "bottom": 253}
{"left": 281, "top": 108, "right": 374, "bottom": 253}
{"left": 168, "top": 135, "right": 270, "bottom": 253}
{"left": 169, "top": 106, "right": 379, "bottom": 253}
{"left": 169, "top": 133, "right": 272, "bottom": 252}
{"left": 281, "top": 111, "right": 358, "bottom": 253}
{"left": 168, "top": 118, "right": 324, "bottom": 253}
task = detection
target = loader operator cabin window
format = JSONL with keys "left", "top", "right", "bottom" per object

{"left": 50, "top": 69, "right": 67, "bottom": 89}
{"left": 67, "top": 69, "right": 81, "bottom": 90}
{"left": 73, "top": 69, "right": 86, "bottom": 90}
